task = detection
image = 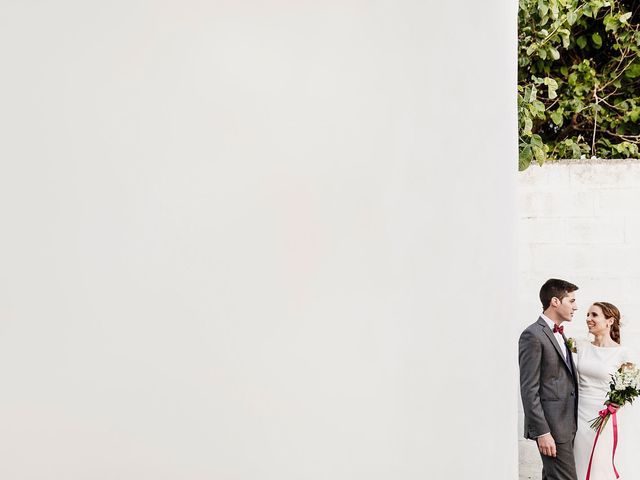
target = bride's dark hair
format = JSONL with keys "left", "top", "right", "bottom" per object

{"left": 593, "top": 302, "right": 622, "bottom": 344}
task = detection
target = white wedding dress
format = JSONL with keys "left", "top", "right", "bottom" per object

{"left": 573, "top": 341, "right": 640, "bottom": 480}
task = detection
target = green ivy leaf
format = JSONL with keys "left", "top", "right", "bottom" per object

{"left": 531, "top": 134, "right": 544, "bottom": 149}
{"left": 551, "top": 111, "right": 564, "bottom": 125}
{"left": 577, "top": 36, "right": 588, "bottom": 49}
{"left": 533, "top": 145, "right": 546, "bottom": 165}
{"left": 524, "top": 85, "right": 537, "bottom": 103}
{"left": 592, "top": 32, "right": 603, "bottom": 48}
{"left": 538, "top": 1, "right": 549, "bottom": 17}
{"left": 524, "top": 116, "right": 533, "bottom": 134}
{"left": 571, "top": 143, "right": 582, "bottom": 159}
{"left": 620, "top": 12, "right": 632, "bottom": 23}
{"left": 532, "top": 99, "right": 547, "bottom": 117}
{"left": 544, "top": 77, "right": 559, "bottom": 98}
{"left": 604, "top": 14, "right": 618, "bottom": 32}
{"left": 567, "top": 10, "right": 578, "bottom": 25}
{"left": 624, "top": 63, "right": 640, "bottom": 79}
{"left": 519, "top": 146, "right": 533, "bottom": 171}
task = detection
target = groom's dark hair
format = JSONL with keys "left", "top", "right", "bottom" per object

{"left": 540, "top": 278, "right": 579, "bottom": 310}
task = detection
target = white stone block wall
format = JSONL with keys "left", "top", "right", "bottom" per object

{"left": 518, "top": 159, "right": 640, "bottom": 479}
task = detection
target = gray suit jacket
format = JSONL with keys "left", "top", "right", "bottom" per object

{"left": 519, "top": 316, "right": 578, "bottom": 443}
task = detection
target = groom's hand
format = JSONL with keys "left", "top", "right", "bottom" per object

{"left": 536, "top": 434, "right": 556, "bottom": 457}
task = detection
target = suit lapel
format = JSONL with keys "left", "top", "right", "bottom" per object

{"left": 538, "top": 317, "right": 572, "bottom": 373}
{"left": 565, "top": 335, "right": 578, "bottom": 381}
{"left": 569, "top": 350, "right": 578, "bottom": 380}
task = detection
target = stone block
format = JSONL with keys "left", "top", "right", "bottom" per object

{"left": 518, "top": 162, "right": 571, "bottom": 190}
{"left": 519, "top": 217, "right": 568, "bottom": 244}
{"left": 624, "top": 217, "right": 640, "bottom": 244}
{"left": 527, "top": 243, "right": 640, "bottom": 277}
{"left": 569, "top": 160, "right": 640, "bottom": 189}
{"left": 518, "top": 244, "right": 534, "bottom": 272}
{"left": 564, "top": 217, "right": 625, "bottom": 244}
{"left": 518, "top": 190, "right": 595, "bottom": 218}
{"left": 572, "top": 276, "right": 640, "bottom": 304}
{"left": 527, "top": 244, "right": 592, "bottom": 275}
{"left": 592, "top": 246, "right": 640, "bottom": 277}
{"left": 609, "top": 279, "right": 640, "bottom": 304}
{"left": 596, "top": 189, "right": 640, "bottom": 217}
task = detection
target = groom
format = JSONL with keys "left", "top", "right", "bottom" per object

{"left": 519, "top": 278, "right": 579, "bottom": 480}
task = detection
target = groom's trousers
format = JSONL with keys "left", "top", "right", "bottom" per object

{"left": 539, "top": 438, "right": 577, "bottom": 480}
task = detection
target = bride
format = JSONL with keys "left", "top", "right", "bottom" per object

{"left": 573, "top": 302, "right": 640, "bottom": 480}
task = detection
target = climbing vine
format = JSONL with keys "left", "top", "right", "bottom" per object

{"left": 519, "top": 0, "right": 640, "bottom": 169}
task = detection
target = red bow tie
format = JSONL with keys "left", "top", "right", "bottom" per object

{"left": 553, "top": 324, "right": 564, "bottom": 334}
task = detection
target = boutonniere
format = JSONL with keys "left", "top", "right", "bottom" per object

{"left": 566, "top": 337, "right": 577, "bottom": 353}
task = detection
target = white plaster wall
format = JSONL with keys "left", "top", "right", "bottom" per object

{"left": 0, "top": 2, "right": 517, "bottom": 479}
{"left": 518, "top": 159, "right": 640, "bottom": 479}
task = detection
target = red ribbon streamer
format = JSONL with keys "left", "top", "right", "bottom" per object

{"left": 586, "top": 404, "right": 619, "bottom": 480}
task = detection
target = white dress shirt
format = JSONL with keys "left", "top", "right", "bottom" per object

{"left": 540, "top": 313, "right": 567, "bottom": 355}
